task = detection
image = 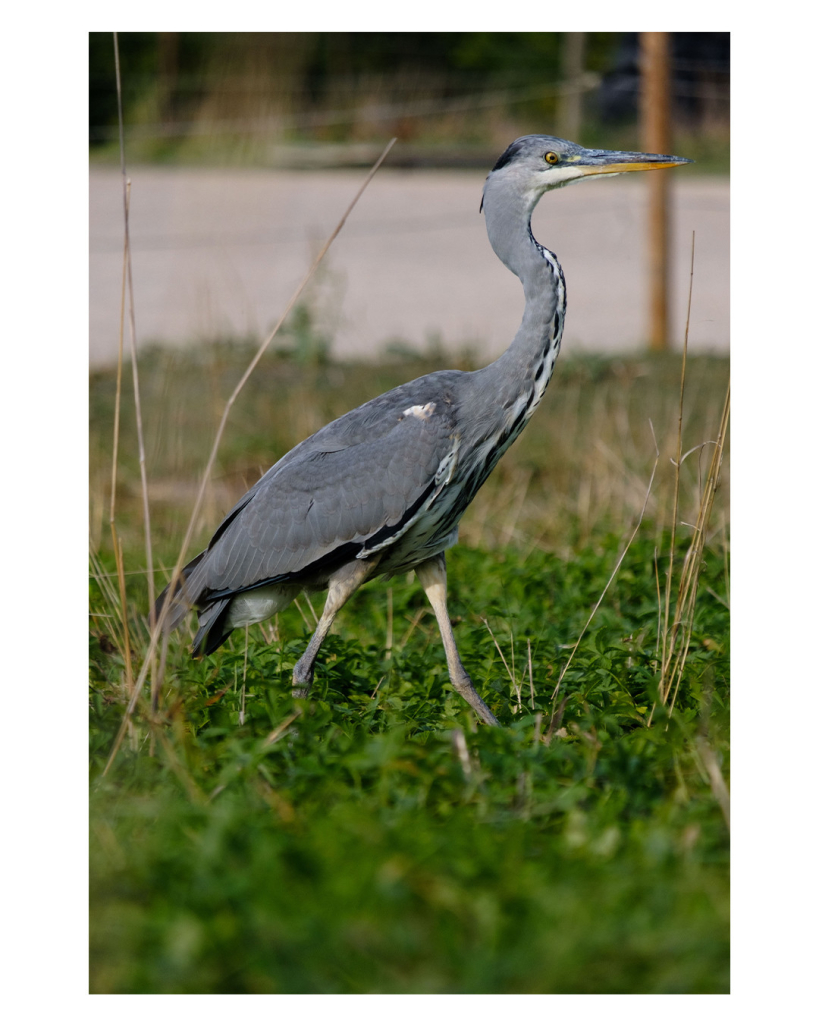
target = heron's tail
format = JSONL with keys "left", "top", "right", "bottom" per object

{"left": 191, "top": 598, "right": 233, "bottom": 658}
{"left": 154, "top": 551, "right": 207, "bottom": 633}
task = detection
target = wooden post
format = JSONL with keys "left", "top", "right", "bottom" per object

{"left": 558, "top": 33, "right": 587, "bottom": 142}
{"left": 640, "top": 32, "right": 672, "bottom": 352}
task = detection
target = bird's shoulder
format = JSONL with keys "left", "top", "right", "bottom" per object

{"left": 300, "top": 368, "right": 466, "bottom": 452}
{"left": 254, "top": 368, "right": 467, "bottom": 500}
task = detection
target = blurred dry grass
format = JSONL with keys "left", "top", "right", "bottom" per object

{"left": 89, "top": 346, "right": 729, "bottom": 586}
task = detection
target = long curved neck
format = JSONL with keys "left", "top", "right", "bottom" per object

{"left": 444, "top": 176, "right": 567, "bottom": 506}
{"left": 479, "top": 175, "right": 566, "bottom": 400}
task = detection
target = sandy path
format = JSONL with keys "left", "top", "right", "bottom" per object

{"left": 90, "top": 166, "right": 728, "bottom": 368}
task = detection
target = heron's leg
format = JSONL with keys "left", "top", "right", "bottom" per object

{"left": 415, "top": 554, "right": 500, "bottom": 727}
{"left": 292, "top": 555, "right": 382, "bottom": 699}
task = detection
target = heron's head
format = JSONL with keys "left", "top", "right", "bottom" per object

{"left": 481, "top": 134, "right": 692, "bottom": 211}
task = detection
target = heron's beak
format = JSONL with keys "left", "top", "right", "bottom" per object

{"left": 572, "top": 150, "right": 692, "bottom": 177}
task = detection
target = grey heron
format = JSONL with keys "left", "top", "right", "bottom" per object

{"left": 157, "top": 135, "right": 691, "bottom": 726}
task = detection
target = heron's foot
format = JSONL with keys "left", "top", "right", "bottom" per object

{"left": 451, "top": 670, "right": 500, "bottom": 726}
{"left": 470, "top": 698, "right": 501, "bottom": 728}
{"left": 292, "top": 657, "right": 314, "bottom": 700}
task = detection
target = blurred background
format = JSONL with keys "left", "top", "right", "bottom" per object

{"left": 89, "top": 32, "right": 729, "bottom": 164}
{"left": 89, "top": 32, "right": 729, "bottom": 368}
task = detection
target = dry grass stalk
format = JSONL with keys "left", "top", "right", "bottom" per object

{"left": 653, "top": 547, "right": 663, "bottom": 667}
{"left": 385, "top": 587, "right": 394, "bottom": 660}
{"left": 543, "top": 695, "right": 570, "bottom": 747}
{"left": 499, "top": 468, "right": 533, "bottom": 547}
{"left": 148, "top": 718, "right": 205, "bottom": 804}
{"left": 262, "top": 708, "right": 303, "bottom": 748}
{"left": 112, "top": 535, "right": 135, "bottom": 697}
{"left": 89, "top": 548, "right": 130, "bottom": 674}
{"left": 398, "top": 607, "right": 429, "bottom": 649}
{"left": 482, "top": 618, "right": 521, "bottom": 711}
{"left": 451, "top": 728, "right": 473, "bottom": 779}
{"left": 660, "top": 234, "right": 695, "bottom": 693}
{"left": 113, "top": 34, "right": 156, "bottom": 628}
{"left": 258, "top": 619, "right": 279, "bottom": 645}
{"left": 551, "top": 424, "right": 660, "bottom": 702}
{"left": 646, "top": 235, "right": 729, "bottom": 726}
{"left": 107, "top": 42, "right": 133, "bottom": 701}
{"left": 293, "top": 597, "right": 316, "bottom": 633}
{"left": 303, "top": 592, "right": 320, "bottom": 628}
{"left": 657, "top": 384, "right": 730, "bottom": 716}
{"left": 695, "top": 734, "right": 730, "bottom": 829}
{"left": 102, "top": 137, "right": 398, "bottom": 777}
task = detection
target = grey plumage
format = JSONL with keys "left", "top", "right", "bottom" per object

{"left": 157, "top": 134, "right": 691, "bottom": 726}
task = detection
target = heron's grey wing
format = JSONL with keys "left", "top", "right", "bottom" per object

{"left": 192, "top": 398, "right": 459, "bottom": 598}
{"left": 187, "top": 379, "right": 462, "bottom": 560}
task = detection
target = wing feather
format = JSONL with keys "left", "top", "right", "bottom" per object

{"left": 185, "top": 392, "right": 459, "bottom": 602}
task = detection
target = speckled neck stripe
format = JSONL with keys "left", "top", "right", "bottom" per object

{"left": 523, "top": 227, "right": 566, "bottom": 419}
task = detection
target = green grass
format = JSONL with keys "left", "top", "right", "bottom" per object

{"left": 89, "top": 349, "right": 729, "bottom": 994}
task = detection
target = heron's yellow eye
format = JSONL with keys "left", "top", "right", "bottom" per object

{"left": 544, "top": 151, "right": 559, "bottom": 165}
